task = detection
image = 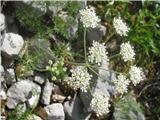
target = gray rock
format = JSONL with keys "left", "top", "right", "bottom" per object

{"left": 58, "top": 11, "right": 78, "bottom": 38}
{"left": 80, "top": 91, "right": 92, "bottom": 113}
{"left": 48, "top": 2, "right": 65, "bottom": 17}
{"left": 44, "top": 103, "right": 65, "bottom": 120}
{"left": 5, "top": 68, "right": 16, "bottom": 86}
{"left": 27, "top": 93, "right": 40, "bottom": 108}
{"left": 0, "top": 89, "right": 7, "bottom": 100}
{"left": 87, "top": 24, "right": 106, "bottom": 41}
{"left": 95, "top": 60, "right": 115, "bottom": 95}
{"left": 0, "top": 65, "right": 5, "bottom": 82}
{"left": 28, "top": 39, "right": 53, "bottom": 69}
{"left": 7, "top": 80, "right": 41, "bottom": 109}
{"left": 34, "top": 73, "right": 46, "bottom": 85}
{"left": 1, "top": 33, "right": 24, "bottom": 56}
{"left": 67, "top": 19, "right": 78, "bottom": 38}
{"left": 0, "top": 13, "right": 5, "bottom": 31}
{"left": 5, "top": 15, "right": 19, "bottom": 33}
{"left": 41, "top": 80, "right": 53, "bottom": 105}
{"left": 14, "top": 1, "right": 47, "bottom": 16}
{"left": 0, "top": 65, "right": 4, "bottom": 73}
{"left": 0, "top": 65, "right": 7, "bottom": 92}
{"left": 0, "top": 13, "right": 6, "bottom": 44}
{"left": 64, "top": 94, "right": 91, "bottom": 120}
{"left": 27, "top": 114, "right": 42, "bottom": 120}
{"left": 14, "top": 1, "right": 65, "bottom": 17}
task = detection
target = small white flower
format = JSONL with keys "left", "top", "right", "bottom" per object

{"left": 129, "top": 66, "right": 144, "bottom": 86}
{"left": 113, "top": 74, "right": 130, "bottom": 94}
{"left": 113, "top": 16, "right": 130, "bottom": 36}
{"left": 68, "top": 66, "right": 92, "bottom": 92}
{"left": 88, "top": 41, "right": 109, "bottom": 65}
{"left": 120, "top": 42, "right": 135, "bottom": 62}
{"left": 91, "top": 91, "right": 110, "bottom": 117}
{"left": 79, "top": 6, "right": 100, "bottom": 28}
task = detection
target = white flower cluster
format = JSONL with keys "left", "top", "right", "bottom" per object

{"left": 113, "top": 74, "right": 130, "bottom": 94}
{"left": 129, "top": 65, "right": 144, "bottom": 86}
{"left": 113, "top": 16, "right": 130, "bottom": 36}
{"left": 120, "top": 42, "right": 135, "bottom": 62}
{"left": 88, "top": 41, "right": 109, "bottom": 65}
{"left": 69, "top": 66, "right": 92, "bottom": 92}
{"left": 113, "top": 66, "right": 144, "bottom": 94}
{"left": 91, "top": 91, "right": 110, "bottom": 117}
{"left": 79, "top": 6, "right": 100, "bottom": 28}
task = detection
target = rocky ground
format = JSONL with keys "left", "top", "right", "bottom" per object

{"left": 0, "top": 1, "right": 160, "bottom": 120}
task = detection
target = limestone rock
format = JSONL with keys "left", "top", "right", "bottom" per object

{"left": 27, "top": 114, "right": 42, "bottom": 120}
{"left": 0, "top": 89, "right": 7, "bottom": 100}
{"left": 87, "top": 24, "right": 106, "bottom": 41}
{"left": 34, "top": 72, "right": 46, "bottom": 85}
{"left": 1, "top": 33, "right": 24, "bottom": 56}
{"left": 7, "top": 80, "right": 41, "bottom": 109}
{"left": 0, "top": 65, "right": 5, "bottom": 82}
{"left": 64, "top": 94, "right": 91, "bottom": 120}
{"left": 0, "top": 13, "right": 5, "bottom": 32}
{"left": 5, "top": 68, "right": 16, "bottom": 86}
{"left": 27, "top": 93, "right": 40, "bottom": 108}
{"left": 0, "top": 13, "right": 6, "bottom": 44}
{"left": 44, "top": 103, "right": 65, "bottom": 120}
{"left": 41, "top": 80, "right": 53, "bottom": 105}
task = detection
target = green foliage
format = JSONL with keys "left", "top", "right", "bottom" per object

{"left": 15, "top": 1, "right": 82, "bottom": 40}
{"left": 20, "top": 38, "right": 55, "bottom": 72}
{"left": 102, "top": 1, "right": 160, "bottom": 68}
{"left": 16, "top": 4, "right": 54, "bottom": 39}
{"left": 53, "top": 15, "right": 75, "bottom": 39}
{"left": 65, "top": 1, "right": 83, "bottom": 16}
{"left": 114, "top": 93, "right": 145, "bottom": 120}
{"left": 51, "top": 41, "right": 73, "bottom": 59}
{"left": 128, "top": 1, "right": 160, "bottom": 56}
{"left": 7, "top": 105, "right": 33, "bottom": 120}
{"left": 46, "top": 59, "right": 67, "bottom": 82}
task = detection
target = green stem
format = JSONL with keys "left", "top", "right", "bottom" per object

{"left": 108, "top": 54, "right": 120, "bottom": 59}
{"left": 105, "top": 32, "right": 115, "bottom": 44}
{"left": 64, "top": 61, "right": 86, "bottom": 66}
{"left": 31, "top": 64, "right": 47, "bottom": 72}
{"left": 84, "top": 28, "right": 87, "bottom": 62}
{"left": 91, "top": 64, "right": 122, "bottom": 75}
{"left": 87, "top": 64, "right": 99, "bottom": 76}
{"left": 87, "top": 64, "right": 114, "bottom": 85}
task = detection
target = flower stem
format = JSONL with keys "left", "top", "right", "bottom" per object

{"left": 91, "top": 65, "right": 122, "bottom": 75}
{"left": 105, "top": 32, "right": 115, "bottom": 44}
{"left": 64, "top": 61, "right": 86, "bottom": 66}
{"left": 108, "top": 54, "right": 120, "bottom": 59}
{"left": 84, "top": 28, "right": 87, "bottom": 63}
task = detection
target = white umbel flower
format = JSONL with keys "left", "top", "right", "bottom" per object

{"left": 120, "top": 42, "right": 135, "bottom": 62}
{"left": 113, "top": 16, "right": 130, "bottom": 36}
{"left": 79, "top": 6, "right": 100, "bottom": 28}
{"left": 129, "top": 66, "right": 144, "bottom": 86}
{"left": 91, "top": 91, "right": 110, "bottom": 117}
{"left": 69, "top": 66, "right": 92, "bottom": 92}
{"left": 88, "top": 41, "right": 109, "bottom": 65}
{"left": 113, "top": 74, "right": 130, "bottom": 94}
